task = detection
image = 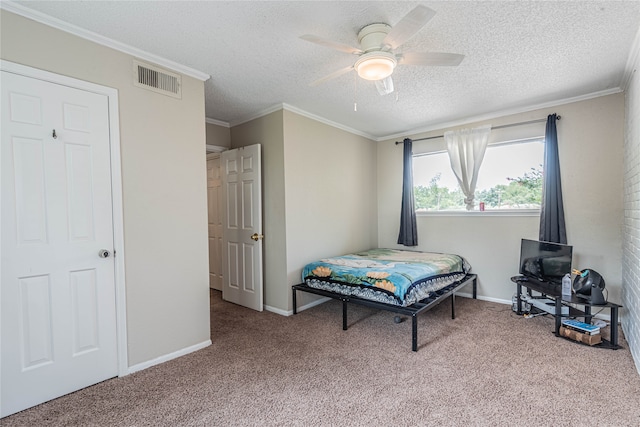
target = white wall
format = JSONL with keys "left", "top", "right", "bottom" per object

{"left": 622, "top": 34, "right": 640, "bottom": 373}
{"left": 1, "top": 10, "right": 211, "bottom": 367}
{"left": 377, "top": 94, "right": 625, "bottom": 306}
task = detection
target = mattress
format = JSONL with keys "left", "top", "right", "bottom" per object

{"left": 302, "top": 248, "right": 471, "bottom": 307}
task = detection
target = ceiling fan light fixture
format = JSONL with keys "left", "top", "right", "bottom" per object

{"left": 355, "top": 52, "right": 397, "bottom": 81}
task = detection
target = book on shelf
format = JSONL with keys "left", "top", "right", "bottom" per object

{"left": 561, "top": 319, "right": 600, "bottom": 335}
{"left": 562, "top": 324, "right": 600, "bottom": 335}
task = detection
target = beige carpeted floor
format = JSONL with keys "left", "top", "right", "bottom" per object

{"left": 3, "top": 290, "right": 640, "bottom": 426}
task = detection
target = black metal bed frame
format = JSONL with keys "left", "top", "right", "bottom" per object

{"left": 292, "top": 274, "right": 477, "bottom": 352}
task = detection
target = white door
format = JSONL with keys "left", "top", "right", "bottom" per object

{"left": 207, "top": 153, "right": 223, "bottom": 291}
{"left": 221, "top": 144, "right": 263, "bottom": 311}
{"left": 1, "top": 71, "right": 118, "bottom": 417}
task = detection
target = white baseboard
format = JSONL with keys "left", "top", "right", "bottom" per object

{"left": 294, "top": 296, "right": 331, "bottom": 315}
{"left": 273, "top": 293, "right": 507, "bottom": 316}
{"left": 126, "top": 339, "right": 211, "bottom": 375}
{"left": 457, "top": 292, "right": 615, "bottom": 322}
{"left": 266, "top": 296, "right": 331, "bottom": 316}
{"left": 264, "top": 304, "right": 289, "bottom": 316}
{"left": 270, "top": 292, "right": 616, "bottom": 322}
{"left": 456, "top": 292, "right": 510, "bottom": 305}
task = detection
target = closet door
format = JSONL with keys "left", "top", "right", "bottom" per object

{"left": 1, "top": 71, "right": 118, "bottom": 417}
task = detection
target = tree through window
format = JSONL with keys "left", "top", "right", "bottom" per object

{"left": 413, "top": 138, "right": 544, "bottom": 211}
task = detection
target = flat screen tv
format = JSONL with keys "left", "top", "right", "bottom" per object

{"left": 519, "top": 239, "right": 573, "bottom": 284}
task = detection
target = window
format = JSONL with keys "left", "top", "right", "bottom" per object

{"left": 413, "top": 137, "right": 544, "bottom": 212}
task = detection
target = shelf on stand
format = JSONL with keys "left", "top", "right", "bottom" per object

{"left": 511, "top": 275, "right": 622, "bottom": 350}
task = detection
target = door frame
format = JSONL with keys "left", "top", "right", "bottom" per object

{"left": 0, "top": 60, "right": 129, "bottom": 376}
{"left": 206, "top": 152, "right": 223, "bottom": 291}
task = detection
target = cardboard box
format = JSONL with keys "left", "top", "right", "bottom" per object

{"left": 559, "top": 326, "right": 602, "bottom": 346}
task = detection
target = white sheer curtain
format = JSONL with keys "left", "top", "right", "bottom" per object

{"left": 444, "top": 124, "right": 491, "bottom": 210}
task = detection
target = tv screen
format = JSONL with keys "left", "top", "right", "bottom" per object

{"left": 519, "top": 239, "right": 573, "bottom": 284}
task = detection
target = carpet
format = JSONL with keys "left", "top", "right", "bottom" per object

{"left": 3, "top": 290, "right": 639, "bottom": 426}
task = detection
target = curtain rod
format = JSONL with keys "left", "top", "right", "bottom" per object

{"left": 394, "top": 115, "right": 561, "bottom": 145}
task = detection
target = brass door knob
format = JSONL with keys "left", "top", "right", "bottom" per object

{"left": 251, "top": 233, "right": 264, "bottom": 241}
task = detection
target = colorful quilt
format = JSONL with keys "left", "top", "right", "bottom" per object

{"left": 302, "top": 248, "right": 471, "bottom": 307}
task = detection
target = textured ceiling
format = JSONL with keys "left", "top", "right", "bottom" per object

{"left": 10, "top": 1, "right": 640, "bottom": 139}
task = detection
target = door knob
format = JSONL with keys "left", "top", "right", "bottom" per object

{"left": 98, "top": 249, "right": 111, "bottom": 258}
{"left": 251, "top": 233, "right": 264, "bottom": 241}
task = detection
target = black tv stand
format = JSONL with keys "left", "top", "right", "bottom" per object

{"left": 511, "top": 275, "right": 622, "bottom": 350}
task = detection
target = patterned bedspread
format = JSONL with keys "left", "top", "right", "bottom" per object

{"left": 302, "top": 248, "right": 472, "bottom": 307}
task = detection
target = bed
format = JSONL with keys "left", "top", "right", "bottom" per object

{"left": 292, "top": 248, "right": 477, "bottom": 351}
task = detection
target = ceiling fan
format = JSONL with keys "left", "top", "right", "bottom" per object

{"left": 300, "top": 5, "right": 464, "bottom": 95}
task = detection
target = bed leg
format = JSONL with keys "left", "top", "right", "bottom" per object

{"left": 342, "top": 299, "right": 348, "bottom": 330}
{"left": 451, "top": 293, "right": 456, "bottom": 319}
{"left": 473, "top": 276, "right": 477, "bottom": 299}
{"left": 412, "top": 315, "right": 418, "bottom": 352}
{"left": 292, "top": 287, "right": 298, "bottom": 315}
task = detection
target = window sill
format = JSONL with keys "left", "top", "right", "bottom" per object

{"left": 416, "top": 209, "right": 540, "bottom": 217}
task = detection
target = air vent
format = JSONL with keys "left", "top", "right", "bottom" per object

{"left": 133, "top": 60, "right": 181, "bottom": 98}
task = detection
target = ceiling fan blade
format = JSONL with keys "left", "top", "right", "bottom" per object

{"left": 300, "top": 34, "right": 362, "bottom": 55}
{"left": 310, "top": 65, "right": 354, "bottom": 86}
{"left": 383, "top": 5, "right": 436, "bottom": 49}
{"left": 375, "top": 76, "right": 394, "bottom": 95}
{"left": 398, "top": 52, "right": 465, "bottom": 66}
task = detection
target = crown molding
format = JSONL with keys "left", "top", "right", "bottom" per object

{"left": 622, "top": 25, "right": 640, "bottom": 91}
{"left": 205, "top": 118, "right": 230, "bottom": 128}
{"left": 378, "top": 87, "right": 624, "bottom": 142}
{"left": 229, "top": 104, "right": 284, "bottom": 127}
{"left": 0, "top": 1, "right": 210, "bottom": 81}
{"left": 230, "top": 102, "right": 376, "bottom": 141}
{"left": 206, "top": 145, "right": 227, "bottom": 153}
{"left": 228, "top": 87, "right": 622, "bottom": 143}
{"left": 281, "top": 103, "right": 376, "bottom": 140}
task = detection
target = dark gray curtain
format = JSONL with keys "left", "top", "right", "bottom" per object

{"left": 397, "top": 138, "right": 418, "bottom": 246}
{"left": 539, "top": 114, "right": 567, "bottom": 244}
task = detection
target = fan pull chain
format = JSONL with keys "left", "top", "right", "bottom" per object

{"left": 353, "top": 72, "right": 358, "bottom": 112}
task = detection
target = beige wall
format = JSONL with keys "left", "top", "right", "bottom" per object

{"left": 206, "top": 122, "right": 231, "bottom": 148}
{"left": 283, "top": 110, "right": 378, "bottom": 311}
{"left": 377, "top": 93, "right": 625, "bottom": 306}
{"left": 230, "top": 109, "right": 378, "bottom": 312}
{"left": 1, "top": 11, "right": 211, "bottom": 366}
{"left": 230, "top": 110, "right": 288, "bottom": 310}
